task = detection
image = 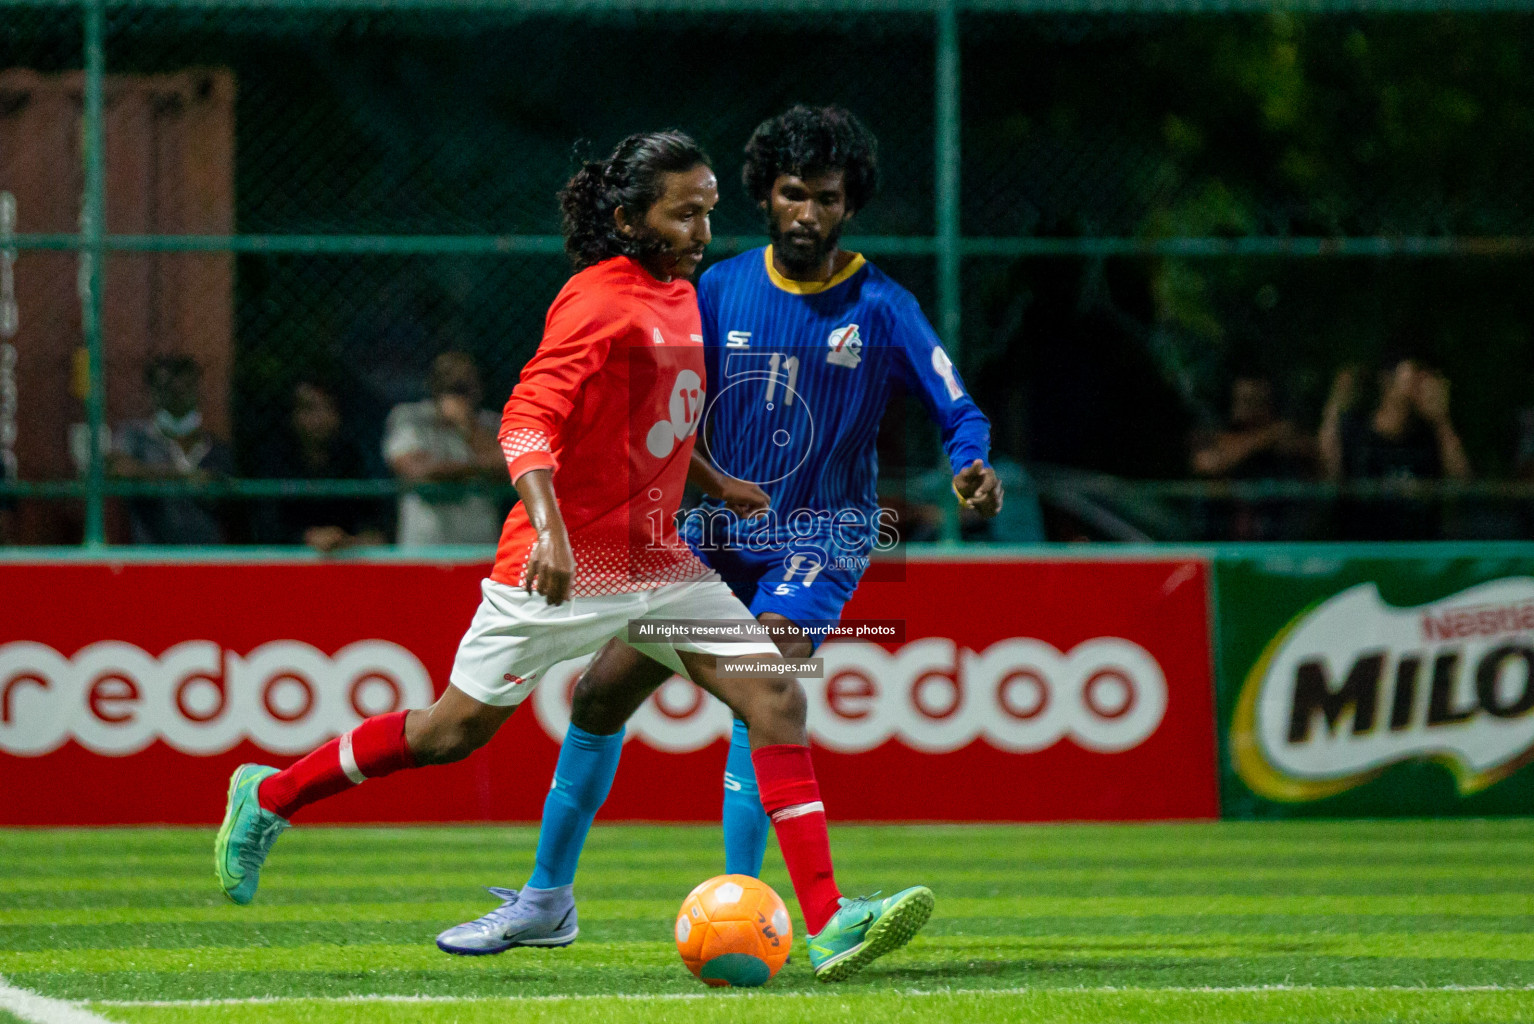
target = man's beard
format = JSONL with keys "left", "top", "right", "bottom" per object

{"left": 769, "top": 219, "right": 843, "bottom": 274}
{"left": 624, "top": 222, "right": 673, "bottom": 267}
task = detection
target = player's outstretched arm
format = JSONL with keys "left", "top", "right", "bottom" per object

{"left": 516, "top": 468, "right": 575, "bottom": 605}
{"left": 886, "top": 290, "right": 999, "bottom": 515}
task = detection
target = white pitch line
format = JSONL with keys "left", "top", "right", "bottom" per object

{"left": 89, "top": 983, "right": 1534, "bottom": 1007}
{"left": 0, "top": 975, "right": 118, "bottom": 1024}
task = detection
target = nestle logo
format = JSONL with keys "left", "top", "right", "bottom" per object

{"left": 1236, "top": 578, "right": 1534, "bottom": 802}
{"left": 1422, "top": 601, "right": 1534, "bottom": 643}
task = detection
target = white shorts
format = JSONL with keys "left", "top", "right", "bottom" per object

{"left": 448, "top": 575, "right": 780, "bottom": 707}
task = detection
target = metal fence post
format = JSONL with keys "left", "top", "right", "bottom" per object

{"left": 81, "top": 0, "right": 107, "bottom": 547}
{"left": 936, "top": 0, "right": 961, "bottom": 543}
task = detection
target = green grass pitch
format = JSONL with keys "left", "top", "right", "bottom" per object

{"left": 2, "top": 820, "right": 1532, "bottom": 1023}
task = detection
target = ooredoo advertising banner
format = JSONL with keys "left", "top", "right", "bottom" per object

{"left": 1216, "top": 551, "right": 1534, "bottom": 818}
{"left": 0, "top": 556, "right": 1217, "bottom": 824}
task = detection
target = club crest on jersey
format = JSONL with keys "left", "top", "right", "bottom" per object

{"left": 827, "top": 323, "right": 863, "bottom": 368}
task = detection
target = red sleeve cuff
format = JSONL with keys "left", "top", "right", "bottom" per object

{"left": 508, "top": 451, "right": 557, "bottom": 483}
{"left": 501, "top": 426, "right": 556, "bottom": 483}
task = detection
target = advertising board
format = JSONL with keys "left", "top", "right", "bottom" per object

{"left": 1217, "top": 551, "right": 1534, "bottom": 817}
{"left": 0, "top": 556, "right": 1217, "bottom": 824}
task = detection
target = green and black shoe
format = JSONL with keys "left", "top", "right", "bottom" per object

{"left": 807, "top": 886, "right": 934, "bottom": 982}
{"left": 214, "top": 764, "right": 288, "bottom": 905}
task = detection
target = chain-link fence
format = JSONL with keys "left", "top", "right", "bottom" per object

{"left": 3, "top": 0, "right": 1533, "bottom": 546}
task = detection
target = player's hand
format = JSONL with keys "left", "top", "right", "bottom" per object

{"left": 525, "top": 526, "right": 576, "bottom": 606}
{"left": 719, "top": 477, "right": 770, "bottom": 520}
{"left": 1414, "top": 372, "right": 1452, "bottom": 426}
{"left": 953, "top": 459, "right": 1003, "bottom": 518}
{"left": 1325, "top": 368, "right": 1358, "bottom": 414}
{"left": 437, "top": 394, "right": 475, "bottom": 433}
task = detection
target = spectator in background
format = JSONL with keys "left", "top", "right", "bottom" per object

{"left": 1191, "top": 375, "right": 1315, "bottom": 480}
{"left": 250, "top": 376, "right": 390, "bottom": 552}
{"left": 1190, "top": 374, "right": 1317, "bottom": 540}
{"left": 110, "top": 355, "right": 233, "bottom": 544}
{"left": 1184, "top": 378, "right": 1319, "bottom": 481}
{"left": 1320, "top": 356, "right": 1471, "bottom": 539}
{"left": 383, "top": 351, "right": 503, "bottom": 548}
{"left": 1320, "top": 358, "right": 1472, "bottom": 483}
{"left": 1184, "top": 372, "right": 1319, "bottom": 539}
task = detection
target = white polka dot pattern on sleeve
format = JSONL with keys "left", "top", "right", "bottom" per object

{"left": 500, "top": 428, "right": 552, "bottom": 463}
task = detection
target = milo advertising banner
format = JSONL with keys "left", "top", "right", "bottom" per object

{"left": 1216, "top": 547, "right": 1534, "bottom": 817}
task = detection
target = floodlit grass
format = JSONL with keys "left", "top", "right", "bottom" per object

{"left": 2, "top": 820, "right": 1532, "bottom": 1023}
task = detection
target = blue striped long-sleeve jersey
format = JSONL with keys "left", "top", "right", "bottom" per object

{"left": 683, "top": 246, "right": 991, "bottom": 560}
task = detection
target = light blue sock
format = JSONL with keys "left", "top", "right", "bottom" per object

{"left": 722, "top": 718, "right": 770, "bottom": 877}
{"left": 527, "top": 722, "right": 624, "bottom": 889}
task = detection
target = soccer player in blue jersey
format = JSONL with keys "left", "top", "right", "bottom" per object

{"left": 436, "top": 106, "right": 1000, "bottom": 977}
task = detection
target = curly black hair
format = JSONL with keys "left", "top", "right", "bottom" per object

{"left": 559, "top": 130, "right": 711, "bottom": 270}
{"left": 741, "top": 105, "right": 879, "bottom": 214}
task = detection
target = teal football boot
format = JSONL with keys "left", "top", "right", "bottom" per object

{"left": 807, "top": 885, "right": 934, "bottom": 982}
{"left": 214, "top": 764, "right": 289, "bottom": 905}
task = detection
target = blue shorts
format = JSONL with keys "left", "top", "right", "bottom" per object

{"left": 688, "top": 542, "right": 861, "bottom": 652}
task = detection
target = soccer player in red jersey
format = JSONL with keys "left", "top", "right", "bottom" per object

{"left": 215, "top": 130, "right": 933, "bottom": 982}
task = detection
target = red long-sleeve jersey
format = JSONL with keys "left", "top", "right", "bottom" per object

{"left": 492, "top": 256, "right": 709, "bottom": 596}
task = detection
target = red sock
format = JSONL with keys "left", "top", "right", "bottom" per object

{"left": 258, "top": 710, "right": 415, "bottom": 820}
{"left": 752, "top": 743, "right": 842, "bottom": 934}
